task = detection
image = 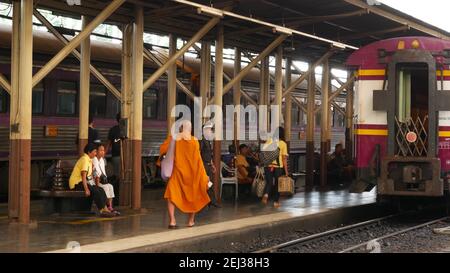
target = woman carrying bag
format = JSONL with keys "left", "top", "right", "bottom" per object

{"left": 159, "top": 120, "right": 210, "bottom": 229}
{"left": 261, "top": 127, "right": 289, "bottom": 208}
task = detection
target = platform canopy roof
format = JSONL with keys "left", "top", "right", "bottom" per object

{"left": 11, "top": 0, "right": 450, "bottom": 67}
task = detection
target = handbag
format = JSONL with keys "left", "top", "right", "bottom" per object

{"left": 259, "top": 147, "right": 280, "bottom": 167}
{"left": 99, "top": 174, "right": 108, "bottom": 185}
{"left": 161, "top": 138, "right": 176, "bottom": 181}
{"left": 252, "top": 167, "right": 266, "bottom": 198}
{"left": 278, "top": 175, "right": 295, "bottom": 196}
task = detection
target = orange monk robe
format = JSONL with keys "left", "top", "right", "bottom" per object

{"left": 160, "top": 136, "right": 210, "bottom": 213}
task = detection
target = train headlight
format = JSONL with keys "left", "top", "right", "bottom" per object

{"left": 412, "top": 40, "right": 420, "bottom": 49}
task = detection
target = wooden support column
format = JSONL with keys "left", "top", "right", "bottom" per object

{"left": 306, "top": 68, "right": 316, "bottom": 191}
{"left": 345, "top": 72, "right": 354, "bottom": 162}
{"left": 284, "top": 58, "right": 292, "bottom": 150}
{"left": 320, "top": 60, "right": 330, "bottom": 191}
{"left": 78, "top": 16, "right": 90, "bottom": 156}
{"left": 9, "top": 0, "right": 33, "bottom": 224}
{"left": 233, "top": 48, "right": 241, "bottom": 150}
{"left": 274, "top": 46, "right": 283, "bottom": 129}
{"left": 131, "top": 6, "right": 143, "bottom": 210}
{"left": 213, "top": 24, "right": 223, "bottom": 204}
{"left": 120, "top": 23, "right": 132, "bottom": 207}
{"left": 167, "top": 34, "right": 177, "bottom": 133}
{"left": 200, "top": 41, "right": 211, "bottom": 113}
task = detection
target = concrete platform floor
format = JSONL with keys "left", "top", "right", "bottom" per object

{"left": 0, "top": 188, "right": 376, "bottom": 253}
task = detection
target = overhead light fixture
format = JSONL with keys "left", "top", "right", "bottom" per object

{"left": 197, "top": 6, "right": 224, "bottom": 18}
{"left": 66, "top": 0, "right": 81, "bottom": 5}
{"left": 273, "top": 26, "right": 292, "bottom": 35}
{"left": 332, "top": 42, "right": 346, "bottom": 49}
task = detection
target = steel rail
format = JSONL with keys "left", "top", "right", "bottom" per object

{"left": 339, "top": 216, "right": 448, "bottom": 253}
{"left": 253, "top": 214, "right": 398, "bottom": 253}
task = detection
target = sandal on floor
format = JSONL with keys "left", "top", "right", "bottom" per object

{"left": 168, "top": 224, "right": 178, "bottom": 229}
{"left": 187, "top": 223, "right": 195, "bottom": 228}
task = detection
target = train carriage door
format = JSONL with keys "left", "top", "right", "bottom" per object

{"left": 395, "top": 63, "right": 429, "bottom": 157}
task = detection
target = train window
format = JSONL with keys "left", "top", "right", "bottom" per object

{"left": 0, "top": 87, "right": 7, "bottom": 113}
{"left": 143, "top": 88, "right": 158, "bottom": 119}
{"left": 90, "top": 84, "right": 107, "bottom": 116}
{"left": 32, "top": 82, "right": 44, "bottom": 114}
{"left": 57, "top": 81, "right": 77, "bottom": 115}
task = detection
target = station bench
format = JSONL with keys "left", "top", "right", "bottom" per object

{"left": 31, "top": 159, "right": 93, "bottom": 214}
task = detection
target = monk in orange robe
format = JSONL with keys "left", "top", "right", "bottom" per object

{"left": 159, "top": 121, "right": 210, "bottom": 228}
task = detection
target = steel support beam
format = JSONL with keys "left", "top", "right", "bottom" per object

{"left": 78, "top": 16, "right": 90, "bottom": 156}
{"left": 142, "top": 48, "right": 195, "bottom": 99}
{"left": 320, "top": 59, "right": 330, "bottom": 191}
{"left": 343, "top": 0, "right": 450, "bottom": 40}
{"left": 0, "top": 73, "right": 10, "bottom": 94}
{"left": 120, "top": 22, "right": 133, "bottom": 207}
{"left": 33, "top": 9, "right": 121, "bottom": 100}
{"left": 131, "top": 5, "right": 143, "bottom": 210}
{"left": 233, "top": 47, "right": 241, "bottom": 150}
{"left": 260, "top": 56, "right": 270, "bottom": 130}
{"left": 213, "top": 24, "right": 224, "bottom": 204}
{"left": 143, "top": 16, "right": 220, "bottom": 91}
{"left": 345, "top": 72, "right": 354, "bottom": 162}
{"left": 292, "top": 96, "right": 307, "bottom": 114}
{"left": 284, "top": 58, "right": 292, "bottom": 149}
{"left": 199, "top": 41, "right": 211, "bottom": 112}
{"left": 306, "top": 69, "right": 315, "bottom": 191}
{"left": 193, "top": 44, "right": 257, "bottom": 107}
{"left": 9, "top": 0, "right": 33, "bottom": 224}
{"left": 32, "top": 0, "right": 126, "bottom": 88}
{"left": 173, "top": 0, "right": 358, "bottom": 50}
{"left": 331, "top": 101, "right": 346, "bottom": 116}
{"left": 274, "top": 46, "right": 283, "bottom": 127}
{"left": 167, "top": 34, "right": 177, "bottom": 133}
{"left": 210, "top": 34, "right": 287, "bottom": 102}
{"left": 283, "top": 50, "right": 334, "bottom": 98}
{"left": 329, "top": 73, "right": 356, "bottom": 102}
{"left": 227, "top": 10, "right": 367, "bottom": 38}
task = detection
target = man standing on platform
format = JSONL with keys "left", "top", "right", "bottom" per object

{"left": 199, "top": 122, "right": 220, "bottom": 208}
{"left": 107, "top": 113, "right": 124, "bottom": 188}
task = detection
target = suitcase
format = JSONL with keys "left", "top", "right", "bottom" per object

{"left": 278, "top": 176, "right": 295, "bottom": 196}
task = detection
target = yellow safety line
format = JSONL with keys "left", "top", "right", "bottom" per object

{"left": 355, "top": 129, "right": 388, "bottom": 136}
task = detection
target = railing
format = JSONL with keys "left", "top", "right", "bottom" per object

{"left": 395, "top": 116, "right": 428, "bottom": 157}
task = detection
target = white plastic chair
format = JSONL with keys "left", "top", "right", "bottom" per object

{"left": 220, "top": 161, "right": 238, "bottom": 202}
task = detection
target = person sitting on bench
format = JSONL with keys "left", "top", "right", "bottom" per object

{"left": 93, "top": 143, "right": 119, "bottom": 215}
{"left": 236, "top": 144, "right": 256, "bottom": 197}
{"left": 69, "top": 143, "right": 115, "bottom": 217}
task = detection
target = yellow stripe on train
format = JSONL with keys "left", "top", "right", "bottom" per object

{"left": 357, "top": 69, "right": 450, "bottom": 77}
{"left": 356, "top": 130, "right": 450, "bottom": 137}
{"left": 355, "top": 129, "right": 388, "bottom": 136}
{"left": 357, "top": 69, "right": 385, "bottom": 77}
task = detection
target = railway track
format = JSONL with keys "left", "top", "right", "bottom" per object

{"left": 254, "top": 212, "right": 449, "bottom": 253}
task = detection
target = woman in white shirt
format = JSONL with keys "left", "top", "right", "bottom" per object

{"left": 93, "top": 143, "right": 118, "bottom": 214}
